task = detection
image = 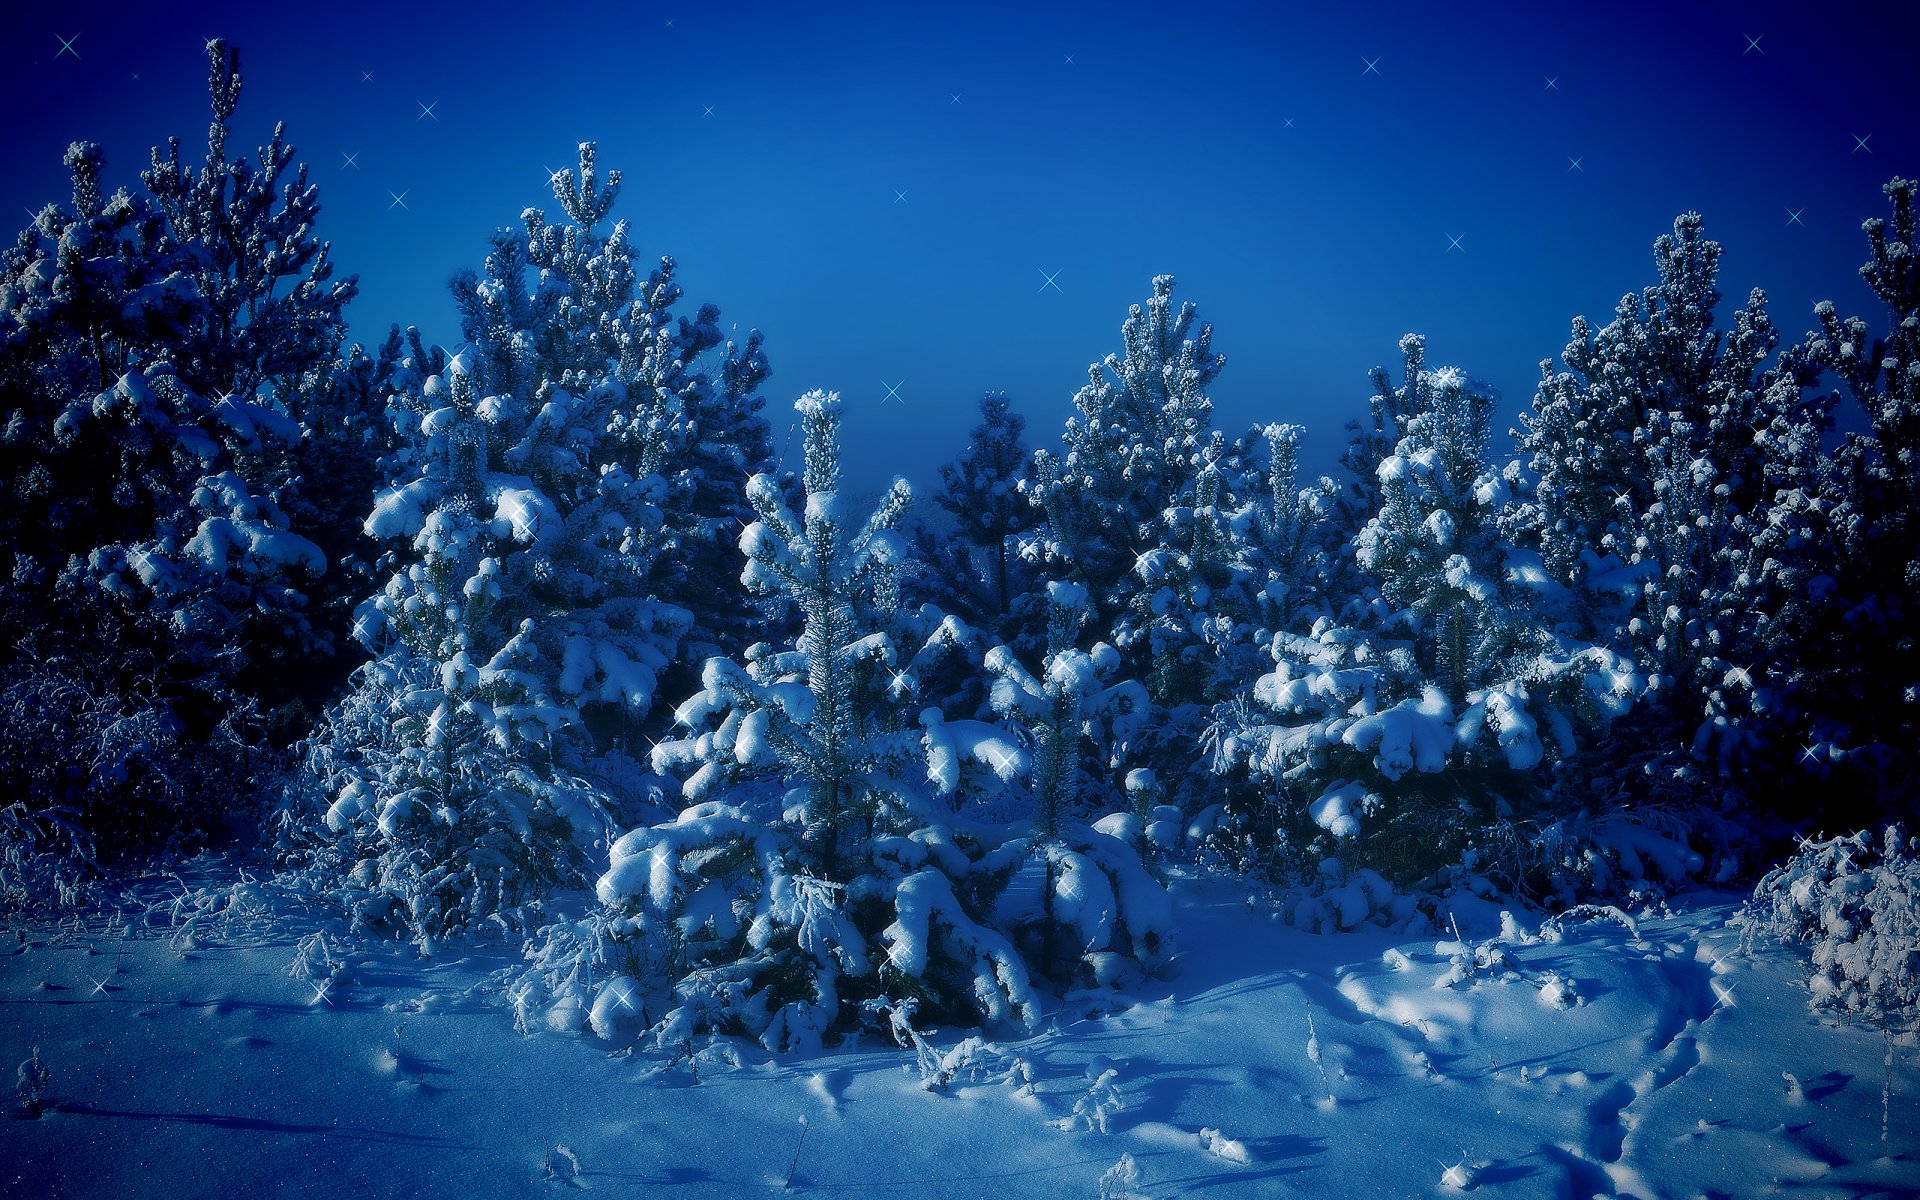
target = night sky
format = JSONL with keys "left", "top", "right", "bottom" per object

{"left": 5, "top": 0, "right": 1914, "bottom": 499}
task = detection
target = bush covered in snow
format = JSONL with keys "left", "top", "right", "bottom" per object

{"left": 1745, "top": 827, "right": 1920, "bottom": 1030}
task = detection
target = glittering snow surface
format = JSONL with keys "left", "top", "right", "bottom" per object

{"left": 3, "top": 864, "right": 1914, "bottom": 1199}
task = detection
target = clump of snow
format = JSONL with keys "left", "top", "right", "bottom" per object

{"left": 1199, "top": 1126, "right": 1253, "bottom": 1164}
{"left": 588, "top": 976, "right": 647, "bottom": 1043}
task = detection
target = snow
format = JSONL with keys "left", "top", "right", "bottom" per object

{"left": 5, "top": 865, "right": 1913, "bottom": 1199}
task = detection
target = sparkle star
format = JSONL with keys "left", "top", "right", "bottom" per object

{"left": 1743, "top": 33, "right": 1764, "bottom": 55}
{"left": 1567, "top": 155, "right": 1585, "bottom": 172}
{"left": 55, "top": 32, "right": 80, "bottom": 60}
{"left": 1361, "top": 55, "right": 1381, "bottom": 77}
{"left": 1852, "top": 133, "right": 1872, "bottom": 155}
{"left": 1037, "top": 268, "right": 1063, "bottom": 294}
{"left": 361, "top": 70, "right": 373, "bottom": 82}
{"left": 951, "top": 93, "right": 961, "bottom": 104}
{"left": 388, "top": 189, "right": 409, "bottom": 211}
{"left": 894, "top": 189, "right": 907, "bottom": 203}
{"left": 1064, "top": 53, "right": 1075, "bottom": 65}
{"left": 1445, "top": 232, "right": 1465, "bottom": 254}
{"left": 311, "top": 980, "right": 334, "bottom": 1006}
{"left": 90, "top": 975, "right": 111, "bottom": 996}
{"left": 342, "top": 152, "right": 359, "bottom": 169}
{"left": 1786, "top": 206, "right": 1805, "bottom": 227}
{"left": 882, "top": 380, "right": 905, "bottom": 404}
{"left": 1544, "top": 75, "right": 1559, "bottom": 91}
{"left": 703, "top": 104, "right": 715, "bottom": 117}
{"left": 1798, "top": 744, "right": 1821, "bottom": 766}
{"left": 1283, "top": 117, "right": 1295, "bottom": 129}
{"left": 417, "top": 100, "right": 438, "bottom": 121}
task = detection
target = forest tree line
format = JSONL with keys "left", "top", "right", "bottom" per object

{"left": 2, "top": 42, "right": 1914, "bottom": 1041}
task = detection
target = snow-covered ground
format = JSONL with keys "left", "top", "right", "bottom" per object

{"left": 3, "top": 866, "right": 1914, "bottom": 1199}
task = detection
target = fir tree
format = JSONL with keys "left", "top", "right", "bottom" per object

{"left": 1024, "top": 275, "right": 1223, "bottom": 653}
{"left": 296, "top": 144, "right": 768, "bottom": 939}
{"left": 582, "top": 393, "right": 1167, "bottom": 1045}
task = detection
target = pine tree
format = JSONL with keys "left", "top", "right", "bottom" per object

{"left": 581, "top": 393, "right": 1169, "bottom": 1046}
{"left": 934, "top": 392, "right": 1034, "bottom": 630}
{"left": 450, "top": 142, "right": 776, "bottom": 680}
{"left": 0, "top": 84, "right": 336, "bottom": 858}
{"left": 1218, "top": 422, "right": 1334, "bottom": 650}
{"left": 1791, "top": 178, "right": 1920, "bottom": 815}
{"left": 299, "top": 143, "right": 780, "bottom": 938}
{"left": 1024, "top": 275, "right": 1223, "bottom": 655}
{"left": 1019, "top": 276, "right": 1240, "bottom": 820}
{"left": 1513, "top": 213, "right": 1825, "bottom": 799}
{"left": 139, "top": 39, "right": 356, "bottom": 404}
{"left": 1216, "top": 338, "right": 1638, "bottom": 884}
{"left": 596, "top": 391, "right": 1026, "bottom": 1045}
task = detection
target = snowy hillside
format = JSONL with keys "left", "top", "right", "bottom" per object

{"left": 5, "top": 864, "right": 1913, "bottom": 1199}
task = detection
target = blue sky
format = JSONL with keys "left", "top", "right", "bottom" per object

{"left": 6, "top": 0, "right": 1913, "bottom": 498}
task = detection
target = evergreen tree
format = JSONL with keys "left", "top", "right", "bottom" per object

{"left": 1217, "top": 422, "right": 1334, "bottom": 652}
{"left": 0, "top": 41, "right": 349, "bottom": 858}
{"left": 451, "top": 142, "right": 776, "bottom": 679}
{"left": 1023, "top": 275, "right": 1223, "bottom": 658}
{"left": 1216, "top": 338, "right": 1638, "bottom": 885}
{"left": 1792, "top": 178, "right": 1920, "bottom": 817}
{"left": 296, "top": 143, "right": 777, "bottom": 939}
{"left": 934, "top": 392, "right": 1034, "bottom": 630}
{"left": 139, "top": 40, "right": 355, "bottom": 405}
{"left": 1020, "top": 276, "right": 1241, "bottom": 817}
{"left": 1512, "top": 214, "right": 1825, "bottom": 801}
{"left": 581, "top": 393, "right": 1167, "bottom": 1046}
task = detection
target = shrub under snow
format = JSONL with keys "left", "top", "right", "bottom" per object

{"left": 1745, "top": 827, "right": 1919, "bottom": 1030}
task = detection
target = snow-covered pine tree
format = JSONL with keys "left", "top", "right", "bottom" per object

{"left": 139, "top": 40, "right": 356, "bottom": 405}
{"left": 1216, "top": 338, "right": 1639, "bottom": 886}
{"left": 301, "top": 337, "right": 667, "bottom": 942}
{"left": 934, "top": 392, "right": 1035, "bottom": 635}
{"left": 577, "top": 392, "right": 1168, "bottom": 1046}
{"left": 1217, "top": 423, "right": 1334, "bottom": 656}
{"left": 1790, "top": 178, "right": 1920, "bottom": 814}
{"left": 1512, "top": 213, "right": 1825, "bottom": 802}
{"left": 299, "top": 144, "right": 762, "bottom": 941}
{"left": 980, "top": 583, "right": 1169, "bottom": 983}
{"left": 1023, "top": 276, "right": 1224, "bottom": 693}
{"left": 1019, "top": 275, "right": 1251, "bottom": 824}
{"left": 1322, "top": 337, "right": 1426, "bottom": 582}
{"left": 133, "top": 39, "right": 359, "bottom": 721}
{"left": 0, "top": 115, "right": 329, "bottom": 859}
{"left": 588, "top": 390, "right": 1038, "bottom": 1046}
{"left": 451, "top": 142, "right": 777, "bottom": 680}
